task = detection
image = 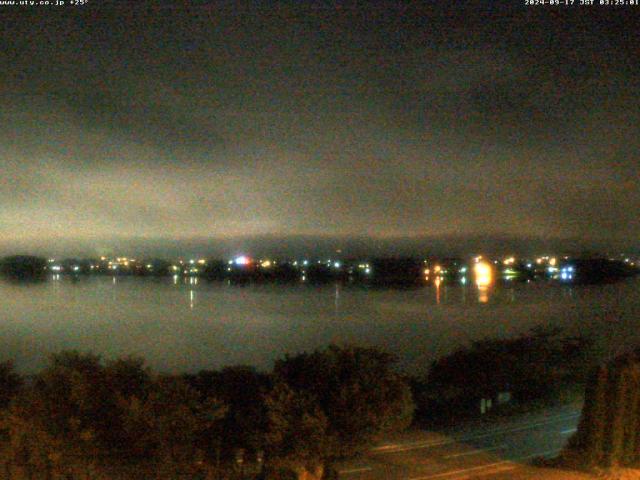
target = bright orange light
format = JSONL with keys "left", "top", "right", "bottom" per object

{"left": 434, "top": 265, "right": 442, "bottom": 273}
{"left": 474, "top": 261, "right": 493, "bottom": 287}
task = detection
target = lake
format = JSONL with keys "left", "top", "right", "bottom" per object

{"left": 1, "top": 275, "right": 639, "bottom": 374}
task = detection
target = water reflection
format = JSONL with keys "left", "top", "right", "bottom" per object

{"left": 474, "top": 261, "right": 493, "bottom": 287}
{"left": 2, "top": 275, "right": 639, "bottom": 374}
{"left": 477, "top": 286, "right": 489, "bottom": 303}
{"left": 474, "top": 260, "right": 494, "bottom": 304}
{"left": 434, "top": 276, "right": 441, "bottom": 305}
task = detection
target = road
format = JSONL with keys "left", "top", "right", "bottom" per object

{"left": 337, "top": 404, "right": 581, "bottom": 480}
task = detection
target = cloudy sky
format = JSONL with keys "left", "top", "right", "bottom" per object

{"left": 1, "top": 3, "right": 638, "bottom": 256}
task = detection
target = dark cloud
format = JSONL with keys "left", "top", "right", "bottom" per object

{"left": 0, "top": 4, "right": 638, "bottom": 255}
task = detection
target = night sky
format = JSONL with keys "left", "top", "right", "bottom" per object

{"left": 1, "top": 3, "right": 638, "bottom": 256}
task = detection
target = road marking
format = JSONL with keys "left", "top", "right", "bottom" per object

{"left": 372, "top": 412, "right": 580, "bottom": 454}
{"left": 339, "top": 466, "right": 373, "bottom": 475}
{"left": 408, "top": 460, "right": 513, "bottom": 480}
{"left": 444, "top": 445, "right": 505, "bottom": 459}
{"left": 516, "top": 448, "right": 560, "bottom": 460}
{"left": 561, "top": 428, "right": 577, "bottom": 435}
{"left": 407, "top": 449, "right": 561, "bottom": 480}
{"left": 456, "top": 464, "right": 518, "bottom": 479}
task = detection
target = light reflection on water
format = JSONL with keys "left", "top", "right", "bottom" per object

{"left": 1, "top": 275, "right": 639, "bottom": 375}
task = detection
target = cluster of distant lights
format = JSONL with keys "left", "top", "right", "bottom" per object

{"left": 419, "top": 254, "right": 590, "bottom": 287}
{"left": 41, "top": 253, "right": 640, "bottom": 287}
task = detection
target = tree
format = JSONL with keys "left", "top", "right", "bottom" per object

{"left": 31, "top": 351, "right": 115, "bottom": 449}
{"left": 0, "top": 351, "right": 113, "bottom": 476}
{"left": 422, "top": 327, "right": 591, "bottom": 418}
{"left": 0, "top": 360, "right": 22, "bottom": 409}
{"left": 120, "top": 375, "right": 226, "bottom": 467}
{"left": 0, "top": 255, "right": 47, "bottom": 279}
{"left": 262, "top": 382, "right": 328, "bottom": 480}
{"left": 273, "top": 345, "right": 414, "bottom": 458}
{"left": 186, "top": 365, "right": 270, "bottom": 455}
{"left": 567, "top": 365, "right": 610, "bottom": 466}
{"left": 563, "top": 352, "right": 640, "bottom": 468}
{"left": 1, "top": 351, "right": 226, "bottom": 478}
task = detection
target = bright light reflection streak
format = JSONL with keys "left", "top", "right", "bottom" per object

{"left": 474, "top": 261, "right": 493, "bottom": 287}
{"left": 474, "top": 261, "right": 493, "bottom": 304}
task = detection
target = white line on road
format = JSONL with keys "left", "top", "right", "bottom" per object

{"left": 408, "top": 449, "right": 560, "bottom": 480}
{"left": 339, "top": 466, "right": 373, "bottom": 475}
{"left": 372, "top": 413, "right": 580, "bottom": 454}
{"left": 408, "top": 460, "right": 514, "bottom": 480}
{"left": 444, "top": 445, "right": 505, "bottom": 459}
{"left": 516, "top": 448, "right": 560, "bottom": 461}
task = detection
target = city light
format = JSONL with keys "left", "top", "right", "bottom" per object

{"left": 234, "top": 256, "right": 250, "bottom": 266}
{"left": 474, "top": 261, "right": 493, "bottom": 288}
{"left": 560, "top": 266, "right": 574, "bottom": 281}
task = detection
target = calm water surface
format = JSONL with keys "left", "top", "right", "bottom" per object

{"left": 1, "top": 275, "right": 639, "bottom": 374}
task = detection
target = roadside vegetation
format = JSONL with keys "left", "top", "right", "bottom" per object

{"left": 0, "top": 346, "right": 413, "bottom": 480}
{"left": 560, "top": 350, "right": 640, "bottom": 473}
{"left": 0, "top": 328, "right": 596, "bottom": 479}
{"left": 410, "top": 327, "right": 593, "bottom": 426}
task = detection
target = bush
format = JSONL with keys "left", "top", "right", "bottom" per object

{"left": 272, "top": 345, "right": 414, "bottom": 458}
{"left": 415, "top": 327, "right": 592, "bottom": 422}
